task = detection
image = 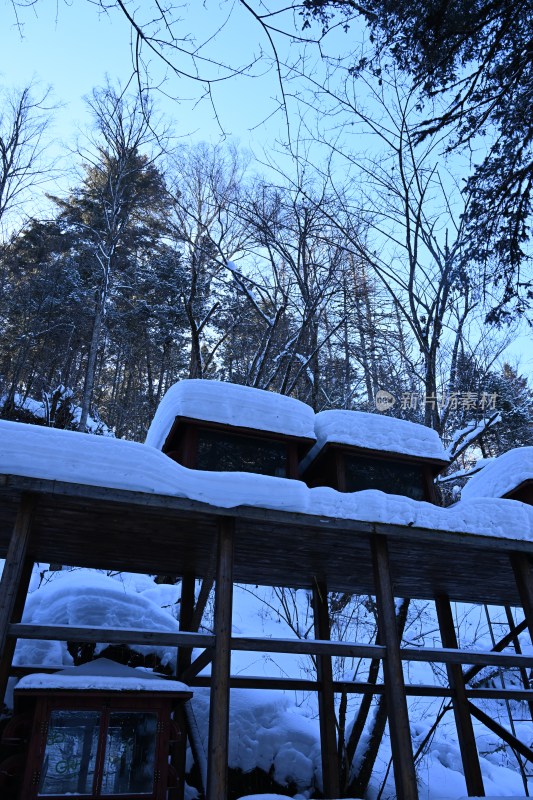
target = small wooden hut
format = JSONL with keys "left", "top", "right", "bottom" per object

{"left": 4, "top": 658, "right": 191, "bottom": 800}
{"left": 302, "top": 409, "right": 449, "bottom": 502}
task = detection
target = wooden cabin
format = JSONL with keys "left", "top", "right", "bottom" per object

{"left": 145, "top": 379, "right": 316, "bottom": 480}
{"left": 461, "top": 446, "right": 533, "bottom": 506}
{"left": 4, "top": 659, "right": 191, "bottom": 800}
{"left": 301, "top": 410, "right": 449, "bottom": 503}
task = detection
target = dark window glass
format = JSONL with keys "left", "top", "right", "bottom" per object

{"left": 101, "top": 712, "right": 158, "bottom": 795}
{"left": 196, "top": 429, "right": 287, "bottom": 477}
{"left": 344, "top": 455, "right": 425, "bottom": 500}
{"left": 39, "top": 710, "right": 100, "bottom": 796}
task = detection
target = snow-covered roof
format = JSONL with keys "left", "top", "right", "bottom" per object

{"left": 461, "top": 447, "right": 533, "bottom": 501}
{"left": 15, "top": 657, "right": 190, "bottom": 693}
{"left": 1, "top": 419, "right": 533, "bottom": 542}
{"left": 301, "top": 410, "right": 448, "bottom": 470}
{"left": 145, "top": 380, "right": 316, "bottom": 450}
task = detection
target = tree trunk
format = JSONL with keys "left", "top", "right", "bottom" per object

{"left": 78, "top": 294, "right": 104, "bottom": 432}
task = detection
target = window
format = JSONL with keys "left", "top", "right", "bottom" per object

{"left": 196, "top": 428, "right": 288, "bottom": 477}
{"left": 37, "top": 705, "right": 161, "bottom": 798}
{"left": 39, "top": 710, "right": 100, "bottom": 796}
{"left": 344, "top": 455, "right": 426, "bottom": 500}
{"left": 101, "top": 712, "right": 157, "bottom": 795}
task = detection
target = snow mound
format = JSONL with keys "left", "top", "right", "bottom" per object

{"left": 14, "top": 569, "right": 181, "bottom": 668}
{"left": 191, "top": 688, "right": 322, "bottom": 792}
{"left": 16, "top": 657, "right": 189, "bottom": 693}
{"left": 462, "top": 446, "right": 533, "bottom": 500}
{"left": 145, "top": 380, "right": 316, "bottom": 449}
{"left": 302, "top": 409, "right": 448, "bottom": 469}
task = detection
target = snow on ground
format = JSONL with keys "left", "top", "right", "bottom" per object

{"left": 16, "top": 657, "right": 189, "bottom": 693}
{"left": 7, "top": 566, "right": 533, "bottom": 797}
{"left": 145, "top": 380, "right": 316, "bottom": 449}
{"left": 301, "top": 409, "right": 448, "bottom": 471}
{"left": 191, "top": 687, "right": 322, "bottom": 793}
{"left": 462, "top": 447, "right": 533, "bottom": 500}
{"left": 2, "top": 419, "right": 533, "bottom": 541}
{"left": 0, "top": 390, "right": 113, "bottom": 435}
{"left": 14, "top": 568, "right": 181, "bottom": 669}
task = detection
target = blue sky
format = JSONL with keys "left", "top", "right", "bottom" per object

{"left": 2, "top": 0, "right": 531, "bottom": 371}
{"left": 1, "top": 1, "right": 302, "bottom": 147}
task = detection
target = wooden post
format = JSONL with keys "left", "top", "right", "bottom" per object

{"left": 435, "top": 595, "right": 485, "bottom": 797}
{"left": 0, "top": 494, "right": 35, "bottom": 704}
{"left": 511, "top": 553, "right": 533, "bottom": 642}
{"left": 177, "top": 573, "right": 196, "bottom": 679}
{"left": 371, "top": 534, "right": 418, "bottom": 800}
{"left": 206, "top": 517, "right": 234, "bottom": 800}
{"left": 503, "top": 605, "right": 533, "bottom": 720}
{"left": 312, "top": 579, "right": 340, "bottom": 798}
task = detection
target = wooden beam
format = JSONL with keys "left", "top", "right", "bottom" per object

{"left": 0, "top": 494, "right": 35, "bottom": 703}
{"left": 312, "top": 579, "right": 340, "bottom": 798}
{"left": 399, "top": 645, "right": 533, "bottom": 669}
{"left": 180, "top": 648, "right": 214, "bottom": 683}
{"left": 511, "top": 553, "right": 533, "bottom": 642}
{"left": 468, "top": 702, "right": 533, "bottom": 764}
{"left": 371, "top": 534, "right": 418, "bottom": 800}
{"left": 8, "top": 622, "right": 533, "bottom": 669}
{"left": 187, "top": 676, "right": 533, "bottom": 701}
{"left": 463, "top": 617, "right": 528, "bottom": 684}
{"left": 503, "top": 606, "right": 533, "bottom": 721}
{"left": 178, "top": 573, "right": 196, "bottom": 678}
{"left": 8, "top": 664, "right": 533, "bottom": 701}
{"left": 9, "top": 623, "right": 215, "bottom": 649}
{"left": 435, "top": 596, "right": 485, "bottom": 797}
{"left": 206, "top": 517, "right": 234, "bottom": 800}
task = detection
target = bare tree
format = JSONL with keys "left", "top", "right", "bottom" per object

{"left": 165, "top": 142, "right": 250, "bottom": 380}
{"left": 0, "top": 82, "right": 56, "bottom": 236}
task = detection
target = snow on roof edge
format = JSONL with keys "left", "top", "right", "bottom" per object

{"left": 1, "top": 419, "right": 533, "bottom": 544}
{"left": 145, "top": 380, "right": 316, "bottom": 450}
{"left": 462, "top": 447, "right": 533, "bottom": 501}
{"left": 300, "top": 409, "right": 448, "bottom": 472}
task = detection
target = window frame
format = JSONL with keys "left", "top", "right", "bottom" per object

{"left": 21, "top": 693, "right": 173, "bottom": 800}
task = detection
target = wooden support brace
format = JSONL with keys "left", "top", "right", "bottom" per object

{"left": 206, "top": 517, "right": 234, "bottom": 800}
{"left": 463, "top": 617, "right": 528, "bottom": 684}
{"left": 181, "top": 648, "right": 214, "bottom": 683}
{"left": 0, "top": 493, "right": 36, "bottom": 705}
{"left": 312, "top": 578, "right": 340, "bottom": 798}
{"left": 435, "top": 596, "right": 485, "bottom": 797}
{"left": 190, "top": 540, "right": 218, "bottom": 633}
{"left": 371, "top": 534, "right": 418, "bottom": 800}
{"left": 467, "top": 701, "right": 533, "bottom": 764}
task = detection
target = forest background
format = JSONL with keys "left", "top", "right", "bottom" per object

{"left": 1, "top": 0, "right": 532, "bottom": 469}
{"left": 1, "top": 4, "right": 533, "bottom": 797}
